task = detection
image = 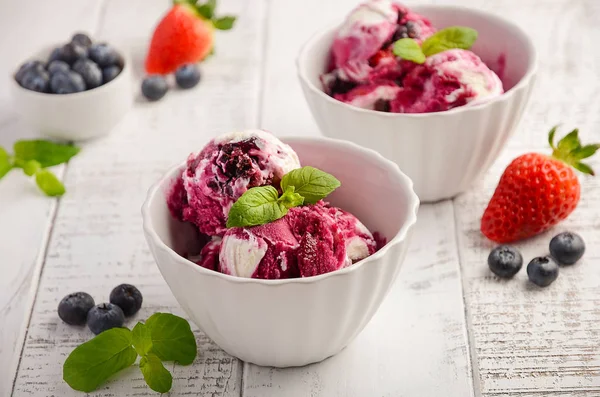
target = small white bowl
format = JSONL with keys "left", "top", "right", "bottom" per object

{"left": 142, "top": 136, "right": 419, "bottom": 367}
{"left": 297, "top": 5, "right": 537, "bottom": 202}
{"left": 10, "top": 46, "right": 133, "bottom": 141}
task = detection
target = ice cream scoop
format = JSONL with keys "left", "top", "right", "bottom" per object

{"left": 219, "top": 202, "right": 377, "bottom": 279}
{"left": 391, "top": 49, "right": 504, "bottom": 113}
{"left": 167, "top": 129, "right": 300, "bottom": 236}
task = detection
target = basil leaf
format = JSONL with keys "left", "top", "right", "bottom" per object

{"left": 421, "top": 26, "right": 478, "bottom": 57}
{"left": 35, "top": 169, "right": 65, "bottom": 196}
{"left": 145, "top": 313, "right": 197, "bottom": 365}
{"left": 278, "top": 185, "right": 304, "bottom": 209}
{"left": 392, "top": 38, "right": 426, "bottom": 64}
{"left": 226, "top": 186, "right": 288, "bottom": 228}
{"left": 132, "top": 322, "right": 153, "bottom": 356}
{"left": 0, "top": 147, "right": 12, "bottom": 180}
{"left": 63, "top": 328, "right": 137, "bottom": 393}
{"left": 213, "top": 16, "right": 236, "bottom": 30}
{"left": 280, "top": 166, "right": 341, "bottom": 204}
{"left": 139, "top": 353, "right": 173, "bottom": 393}
{"left": 13, "top": 139, "right": 79, "bottom": 168}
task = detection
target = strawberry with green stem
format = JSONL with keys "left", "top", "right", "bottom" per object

{"left": 145, "top": 0, "right": 236, "bottom": 75}
{"left": 481, "top": 126, "right": 599, "bottom": 243}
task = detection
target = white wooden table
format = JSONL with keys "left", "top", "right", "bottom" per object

{"left": 1, "top": 0, "right": 599, "bottom": 395}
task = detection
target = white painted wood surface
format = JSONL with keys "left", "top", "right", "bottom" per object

{"left": 2, "top": 0, "right": 600, "bottom": 396}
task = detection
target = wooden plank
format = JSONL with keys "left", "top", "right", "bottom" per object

{"left": 244, "top": 0, "right": 474, "bottom": 395}
{"left": 10, "top": 0, "right": 265, "bottom": 395}
{"left": 450, "top": 0, "right": 600, "bottom": 395}
{"left": 243, "top": 204, "right": 474, "bottom": 397}
{"left": 0, "top": 2, "right": 105, "bottom": 396}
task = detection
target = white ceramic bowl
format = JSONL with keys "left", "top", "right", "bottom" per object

{"left": 10, "top": 46, "right": 133, "bottom": 141}
{"left": 142, "top": 136, "right": 419, "bottom": 367}
{"left": 297, "top": 5, "right": 537, "bottom": 202}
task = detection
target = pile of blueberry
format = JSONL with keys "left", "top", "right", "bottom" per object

{"left": 488, "top": 231, "right": 586, "bottom": 287}
{"left": 15, "top": 33, "right": 124, "bottom": 94}
{"left": 141, "top": 64, "right": 201, "bottom": 102}
{"left": 58, "top": 284, "right": 143, "bottom": 334}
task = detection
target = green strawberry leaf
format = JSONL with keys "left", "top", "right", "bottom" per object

{"left": 556, "top": 129, "right": 581, "bottom": 153}
{"left": 392, "top": 38, "right": 426, "bottom": 64}
{"left": 139, "top": 353, "right": 173, "bottom": 393}
{"left": 421, "top": 26, "right": 478, "bottom": 57}
{"left": 35, "top": 169, "right": 66, "bottom": 197}
{"left": 550, "top": 126, "right": 599, "bottom": 176}
{"left": 213, "top": 16, "right": 236, "bottom": 30}
{"left": 226, "top": 186, "right": 288, "bottom": 228}
{"left": 196, "top": 0, "right": 216, "bottom": 19}
{"left": 548, "top": 125, "right": 558, "bottom": 150}
{"left": 573, "top": 144, "right": 600, "bottom": 160}
{"left": 573, "top": 162, "right": 595, "bottom": 176}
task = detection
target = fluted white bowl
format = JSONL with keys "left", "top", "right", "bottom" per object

{"left": 297, "top": 5, "right": 537, "bottom": 202}
{"left": 142, "top": 136, "right": 419, "bottom": 367}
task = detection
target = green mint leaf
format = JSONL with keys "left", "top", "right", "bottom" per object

{"left": 145, "top": 313, "right": 197, "bottom": 365}
{"left": 392, "top": 38, "right": 425, "bottom": 64}
{"left": 22, "top": 160, "right": 41, "bottom": 176}
{"left": 63, "top": 328, "right": 137, "bottom": 393}
{"left": 226, "top": 186, "right": 288, "bottom": 228}
{"left": 280, "top": 166, "right": 341, "bottom": 204}
{"left": 35, "top": 169, "right": 66, "bottom": 197}
{"left": 278, "top": 186, "right": 304, "bottom": 209}
{"left": 13, "top": 139, "right": 79, "bottom": 168}
{"left": 132, "top": 322, "right": 153, "bottom": 356}
{"left": 421, "top": 26, "right": 478, "bottom": 57}
{"left": 0, "top": 147, "right": 13, "bottom": 180}
{"left": 196, "top": 0, "right": 216, "bottom": 19}
{"left": 139, "top": 353, "right": 173, "bottom": 393}
{"left": 213, "top": 16, "right": 236, "bottom": 30}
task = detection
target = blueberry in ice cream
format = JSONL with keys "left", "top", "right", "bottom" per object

{"left": 167, "top": 129, "right": 301, "bottom": 237}
{"left": 167, "top": 130, "right": 382, "bottom": 279}
{"left": 321, "top": 0, "right": 504, "bottom": 113}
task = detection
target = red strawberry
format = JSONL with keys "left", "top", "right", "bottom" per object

{"left": 481, "top": 126, "right": 599, "bottom": 243}
{"left": 145, "top": 0, "right": 235, "bottom": 75}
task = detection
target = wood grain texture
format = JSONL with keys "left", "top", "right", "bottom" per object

{"left": 0, "top": 2, "right": 105, "bottom": 396}
{"left": 447, "top": 0, "right": 600, "bottom": 395}
{"left": 10, "top": 0, "right": 263, "bottom": 395}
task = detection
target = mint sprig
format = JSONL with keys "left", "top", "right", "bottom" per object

{"left": 0, "top": 139, "right": 79, "bottom": 197}
{"left": 392, "top": 26, "right": 478, "bottom": 62}
{"left": 63, "top": 313, "right": 197, "bottom": 394}
{"left": 226, "top": 166, "right": 340, "bottom": 228}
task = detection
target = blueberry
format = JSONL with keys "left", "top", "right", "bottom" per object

{"left": 58, "top": 42, "right": 88, "bottom": 65}
{"left": 488, "top": 245, "right": 523, "bottom": 278}
{"left": 47, "top": 60, "right": 70, "bottom": 75}
{"left": 89, "top": 43, "right": 122, "bottom": 68}
{"left": 87, "top": 303, "right": 125, "bottom": 335}
{"left": 50, "top": 70, "right": 85, "bottom": 94}
{"left": 141, "top": 75, "right": 168, "bottom": 101}
{"left": 20, "top": 69, "right": 50, "bottom": 93}
{"left": 109, "top": 284, "right": 143, "bottom": 316}
{"left": 72, "top": 59, "right": 102, "bottom": 89}
{"left": 527, "top": 256, "right": 559, "bottom": 287}
{"left": 102, "top": 65, "right": 121, "bottom": 84}
{"left": 549, "top": 232, "right": 585, "bottom": 265}
{"left": 71, "top": 32, "right": 92, "bottom": 48}
{"left": 15, "top": 60, "right": 45, "bottom": 83}
{"left": 48, "top": 47, "right": 63, "bottom": 64}
{"left": 175, "top": 64, "right": 201, "bottom": 89}
{"left": 58, "top": 292, "right": 95, "bottom": 325}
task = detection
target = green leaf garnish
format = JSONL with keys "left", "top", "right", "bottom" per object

{"left": 35, "top": 169, "right": 66, "bottom": 196}
{"left": 549, "top": 126, "right": 599, "bottom": 176}
{"left": 13, "top": 139, "right": 79, "bottom": 168}
{"left": 226, "top": 185, "right": 288, "bottom": 228}
{"left": 213, "top": 16, "right": 236, "bottom": 30}
{"left": 392, "top": 38, "right": 426, "bottom": 64}
{"left": 280, "top": 166, "right": 341, "bottom": 204}
{"left": 22, "top": 160, "right": 41, "bottom": 176}
{"left": 0, "top": 147, "right": 13, "bottom": 180}
{"left": 421, "top": 26, "right": 478, "bottom": 57}
{"left": 278, "top": 185, "right": 304, "bottom": 209}
{"left": 145, "top": 312, "right": 197, "bottom": 365}
{"left": 132, "top": 322, "right": 153, "bottom": 356}
{"left": 196, "top": 0, "right": 216, "bottom": 19}
{"left": 63, "top": 328, "right": 137, "bottom": 393}
{"left": 139, "top": 353, "right": 173, "bottom": 393}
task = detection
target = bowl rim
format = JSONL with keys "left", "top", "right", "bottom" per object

{"left": 296, "top": 4, "right": 538, "bottom": 118}
{"left": 11, "top": 44, "right": 131, "bottom": 99}
{"left": 142, "top": 135, "right": 420, "bottom": 286}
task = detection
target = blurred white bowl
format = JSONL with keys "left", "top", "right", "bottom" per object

{"left": 10, "top": 45, "right": 133, "bottom": 141}
{"left": 297, "top": 5, "right": 537, "bottom": 202}
{"left": 142, "top": 136, "right": 419, "bottom": 367}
